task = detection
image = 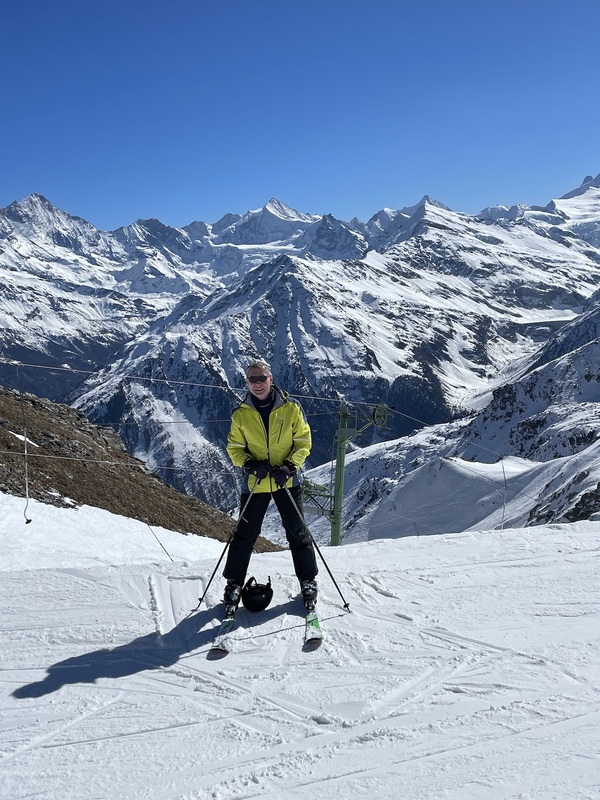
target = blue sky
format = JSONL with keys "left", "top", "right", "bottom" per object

{"left": 2, "top": 0, "right": 599, "bottom": 230}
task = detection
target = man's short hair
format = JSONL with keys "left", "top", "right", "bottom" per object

{"left": 245, "top": 359, "right": 271, "bottom": 377}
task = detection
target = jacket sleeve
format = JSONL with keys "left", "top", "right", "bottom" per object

{"left": 226, "top": 410, "right": 249, "bottom": 467}
{"left": 287, "top": 402, "right": 311, "bottom": 468}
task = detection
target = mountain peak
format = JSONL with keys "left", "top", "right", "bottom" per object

{"left": 27, "top": 192, "right": 54, "bottom": 206}
{"left": 6, "top": 192, "right": 56, "bottom": 216}
{"left": 263, "top": 198, "right": 315, "bottom": 223}
{"left": 559, "top": 172, "right": 600, "bottom": 200}
{"left": 2, "top": 193, "right": 90, "bottom": 232}
{"left": 404, "top": 195, "right": 450, "bottom": 214}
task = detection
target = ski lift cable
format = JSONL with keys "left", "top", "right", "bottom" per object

{"left": 0, "top": 448, "right": 237, "bottom": 474}
{"left": 2, "top": 356, "right": 516, "bottom": 466}
{"left": 16, "top": 365, "right": 32, "bottom": 524}
{"left": 2, "top": 396, "right": 534, "bottom": 531}
{"left": 0, "top": 358, "right": 389, "bottom": 410}
{"left": 2, "top": 360, "right": 530, "bottom": 538}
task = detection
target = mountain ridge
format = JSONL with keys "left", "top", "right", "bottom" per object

{"left": 2, "top": 173, "right": 600, "bottom": 527}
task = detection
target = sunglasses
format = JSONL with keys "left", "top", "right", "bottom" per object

{"left": 248, "top": 375, "right": 270, "bottom": 384}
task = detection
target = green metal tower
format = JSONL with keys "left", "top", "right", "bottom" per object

{"left": 303, "top": 401, "right": 388, "bottom": 546}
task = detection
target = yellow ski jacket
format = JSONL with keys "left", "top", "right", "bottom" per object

{"left": 227, "top": 386, "right": 311, "bottom": 493}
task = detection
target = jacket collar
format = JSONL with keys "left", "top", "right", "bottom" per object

{"left": 241, "top": 384, "right": 287, "bottom": 410}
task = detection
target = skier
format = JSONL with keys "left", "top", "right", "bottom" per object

{"left": 223, "top": 359, "right": 318, "bottom": 612}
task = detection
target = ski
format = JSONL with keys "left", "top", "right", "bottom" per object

{"left": 303, "top": 609, "right": 323, "bottom": 651}
{"left": 207, "top": 607, "right": 237, "bottom": 659}
{"left": 208, "top": 604, "right": 323, "bottom": 657}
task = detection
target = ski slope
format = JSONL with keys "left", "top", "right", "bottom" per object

{"left": 2, "top": 494, "right": 600, "bottom": 799}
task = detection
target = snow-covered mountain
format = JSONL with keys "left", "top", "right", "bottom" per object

{"left": 282, "top": 289, "right": 600, "bottom": 545}
{"left": 0, "top": 194, "right": 214, "bottom": 397}
{"left": 2, "top": 175, "right": 600, "bottom": 522}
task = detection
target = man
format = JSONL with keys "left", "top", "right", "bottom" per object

{"left": 223, "top": 359, "right": 318, "bottom": 611}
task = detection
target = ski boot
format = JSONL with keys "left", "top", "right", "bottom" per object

{"left": 223, "top": 580, "right": 241, "bottom": 613}
{"left": 300, "top": 579, "right": 318, "bottom": 612}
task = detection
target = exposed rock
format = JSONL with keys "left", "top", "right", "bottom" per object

{"left": 0, "top": 387, "right": 280, "bottom": 552}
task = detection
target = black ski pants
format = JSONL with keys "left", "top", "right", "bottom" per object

{"left": 223, "top": 485, "right": 318, "bottom": 587}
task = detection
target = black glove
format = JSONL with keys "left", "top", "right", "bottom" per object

{"left": 271, "top": 461, "right": 296, "bottom": 488}
{"left": 243, "top": 459, "right": 271, "bottom": 480}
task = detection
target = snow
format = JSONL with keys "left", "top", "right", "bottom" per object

{"left": 0, "top": 496, "right": 224, "bottom": 572}
{"left": 2, "top": 493, "right": 600, "bottom": 799}
{"left": 9, "top": 431, "right": 39, "bottom": 447}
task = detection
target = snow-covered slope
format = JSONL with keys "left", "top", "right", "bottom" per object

{"left": 554, "top": 173, "right": 600, "bottom": 247}
{"left": 2, "top": 493, "right": 600, "bottom": 799}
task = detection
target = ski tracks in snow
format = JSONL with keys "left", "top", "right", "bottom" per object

{"left": 3, "top": 530, "right": 600, "bottom": 800}
{"left": 156, "top": 561, "right": 599, "bottom": 799}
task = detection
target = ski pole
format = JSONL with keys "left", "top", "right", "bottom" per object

{"left": 196, "top": 480, "right": 260, "bottom": 609}
{"left": 284, "top": 485, "right": 351, "bottom": 612}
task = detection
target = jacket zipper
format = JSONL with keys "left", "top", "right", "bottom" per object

{"left": 258, "top": 409, "right": 271, "bottom": 490}
{"left": 249, "top": 403, "right": 284, "bottom": 490}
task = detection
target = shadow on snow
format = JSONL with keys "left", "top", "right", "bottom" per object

{"left": 12, "top": 600, "right": 304, "bottom": 699}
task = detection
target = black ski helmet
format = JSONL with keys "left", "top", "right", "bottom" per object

{"left": 241, "top": 576, "right": 273, "bottom": 612}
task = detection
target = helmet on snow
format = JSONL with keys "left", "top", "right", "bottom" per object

{"left": 241, "top": 576, "right": 273, "bottom": 612}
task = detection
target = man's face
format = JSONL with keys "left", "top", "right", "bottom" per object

{"left": 246, "top": 367, "right": 273, "bottom": 400}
